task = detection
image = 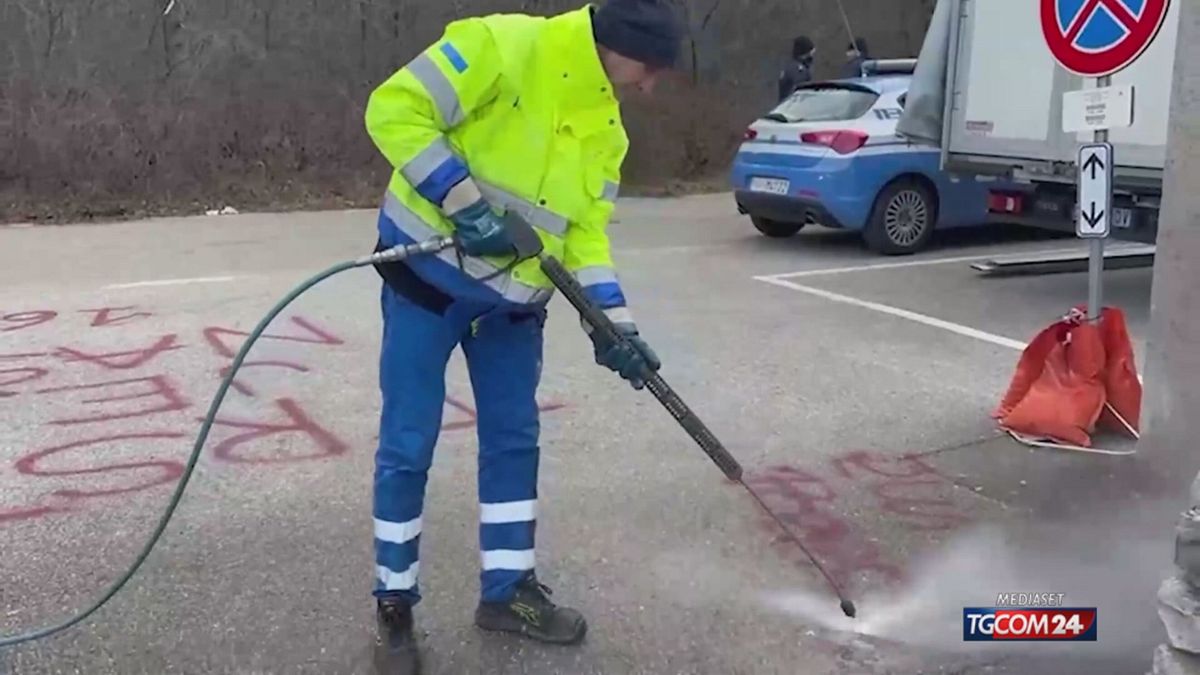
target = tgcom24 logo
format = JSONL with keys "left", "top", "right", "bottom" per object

{"left": 963, "top": 594, "right": 1097, "bottom": 642}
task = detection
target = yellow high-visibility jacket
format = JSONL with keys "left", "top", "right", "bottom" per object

{"left": 365, "top": 4, "right": 634, "bottom": 325}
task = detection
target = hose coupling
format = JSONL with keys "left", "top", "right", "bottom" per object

{"left": 356, "top": 236, "right": 456, "bottom": 267}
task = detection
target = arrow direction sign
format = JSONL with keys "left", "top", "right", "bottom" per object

{"left": 1077, "top": 142, "right": 1114, "bottom": 238}
{"left": 1083, "top": 151, "right": 1105, "bottom": 181}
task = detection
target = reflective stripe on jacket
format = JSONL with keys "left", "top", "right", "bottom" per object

{"left": 365, "top": 4, "right": 631, "bottom": 318}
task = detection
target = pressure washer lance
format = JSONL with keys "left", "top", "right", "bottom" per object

{"left": 542, "top": 253, "right": 857, "bottom": 618}
{"left": 499, "top": 212, "right": 858, "bottom": 619}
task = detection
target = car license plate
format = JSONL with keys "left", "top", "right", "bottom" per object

{"left": 750, "top": 177, "right": 790, "bottom": 195}
{"left": 1112, "top": 207, "right": 1132, "bottom": 229}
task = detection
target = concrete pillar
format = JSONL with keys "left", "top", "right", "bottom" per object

{"left": 1150, "top": 0, "right": 1200, "bottom": 672}
{"left": 1155, "top": 643, "right": 1200, "bottom": 675}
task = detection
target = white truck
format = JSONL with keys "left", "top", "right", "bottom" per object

{"left": 899, "top": 0, "right": 1180, "bottom": 246}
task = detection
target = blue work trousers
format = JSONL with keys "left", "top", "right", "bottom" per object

{"left": 373, "top": 283, "right": 544, "bottom": 605}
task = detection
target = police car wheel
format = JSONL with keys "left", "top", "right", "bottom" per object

{"left": 864, "top": 179, "right": 937, "bottom": 255}
{"left": 751, "top": 216, "right": 805, "bottom": 238}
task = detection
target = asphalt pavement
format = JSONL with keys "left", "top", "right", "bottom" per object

{"left": 0, "top": 196, "right": 1175, "bottom": 674}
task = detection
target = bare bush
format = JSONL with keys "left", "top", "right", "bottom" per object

{"left": 0, "top": 0, "right": 934, "bottom": 223}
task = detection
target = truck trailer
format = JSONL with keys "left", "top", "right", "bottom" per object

{"left": 899, "top": 0, "right": 1179, "bottom": 246}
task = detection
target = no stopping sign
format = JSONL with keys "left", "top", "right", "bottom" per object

{"left": 1040, "top": 0, "right": 1171, "bottom": 77}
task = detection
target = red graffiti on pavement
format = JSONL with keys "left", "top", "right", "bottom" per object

{"left": 441, "top": 394, "right": 567, "bottom": 432}
{"left": 199, "top": 316, "right": 353, "bottom": 465}
{"left": 1, "top": 310, "right": 57, "bottom": 332}
{"left": 746, "top": 465, "right": 903, "bottom": 589}
{"left": 443, "top": 395, "right": 478, "bottom": 431}
{"left": 0, "top": 366, "right": 49, "bottom": 398}
{"left": 80, "top": 306, "right": 154, "bottom": 327}
{"left": 832, "top": 451, "right": 972, "bottom": 531}
{"left": 36, "top": 375, "right": 191, "bottom": 426}
{"left": 205, "top": 398, "right": 350, "bottom": 464}
{"left": 218, "top": 360, "right": 311, "bottom": 397}
{"left": 15, "top": 432, "right": 188, "bottom": 498}
{"left": 55, "top": 334, "right": 184, "bottom": 370}
{"left": 0, "top": 307, "right": 153, "bottom": 332}
{"left": 2, "top": 307, "right": 570, "bottom": 526}
{"left": 0, "top": 308, "right": 354, "bottom": 525}
{"left": 0, "top": 504, "right": 70, "bottom": 523}
{"left": 203, "top": 316, "right": 344, "bottom": 359}
{"left": 744, "top": 451, "right": 972, "bottom": 592}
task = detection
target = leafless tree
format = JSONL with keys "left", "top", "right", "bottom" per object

{"left": 0, "top": 0, "right": 936, "bottom": 223}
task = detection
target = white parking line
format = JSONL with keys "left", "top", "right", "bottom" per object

{"left": 754, "top": 275, "right": 1029, "bottom": 351}
{"left": 103, "top": 275, "right": 238, "bottom": 290}
{"left": 768, "top": 246, "right": 1085, "bottom": 280}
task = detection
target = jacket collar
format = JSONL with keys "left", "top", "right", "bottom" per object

{"left": 541, "top": 5, "right": 619, "bottom": 114}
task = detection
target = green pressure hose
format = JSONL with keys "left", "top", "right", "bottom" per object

{"left": 0, "top": 218, "right": 857, "bottom": 649}
{"left": 0, "top": 236, "right": 453, "bottom": 649}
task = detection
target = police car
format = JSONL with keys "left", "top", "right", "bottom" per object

{"left": 731, "top": 59, "right": 1001, "bottom": 255}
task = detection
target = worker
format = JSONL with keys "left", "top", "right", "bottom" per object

{"left": 778, "top": 35, "right": 815, "bottom": 101}
{"left": 362, "top": 0, "right": 681, "bottom": 668}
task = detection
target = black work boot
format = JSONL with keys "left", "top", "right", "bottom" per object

{"left": 474, "top": 572, "right": 587, "bottom": 645}
{"left": 374, "top": 597, "right": 421, "bottom": 674}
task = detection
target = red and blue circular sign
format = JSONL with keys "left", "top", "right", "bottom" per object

{"left": 1041, "top": 0, "right": 1171, "bottom": 77}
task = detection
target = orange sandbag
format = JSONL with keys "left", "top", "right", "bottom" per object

{"left": 999, "top": 320, "right": 1107, "bottom": 447}
{"left": 1096, "top": 307, "right": 1142, "bottom": 435}
{"left": 992, "top": 319, "right": 1072, "bottom": 420}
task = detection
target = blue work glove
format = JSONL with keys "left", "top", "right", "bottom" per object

{"left": 449, "top": 198, "right": 515, "bottom": 258}
{"left": 591, "top": 322, "right": 662, "bottom": 390}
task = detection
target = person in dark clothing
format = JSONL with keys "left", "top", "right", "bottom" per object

{"left": 777, "top": 35, "right": 815, "bottom": 101}
{"left": 842, "top": 37, "right": 869, "bottom": 78}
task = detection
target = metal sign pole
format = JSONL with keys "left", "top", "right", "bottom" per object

{"left": 1049, "top": 0, "right": 1162, "bottom": 320}
{"left": 1049, "top": 0, "right": 1159, "bottom": 322}
{"left": 1087, "top": 74, "right": 1111, "bottom": 321}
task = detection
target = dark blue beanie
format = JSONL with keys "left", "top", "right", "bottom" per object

{"left": 592, "top": 0, "right": 684, "bottom": 69}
